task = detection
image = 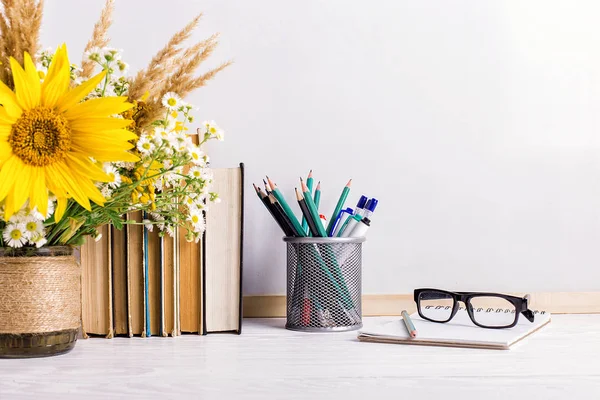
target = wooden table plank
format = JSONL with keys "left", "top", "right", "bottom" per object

{"left": 1, "top": 315, "right": 599, "bottom": 399}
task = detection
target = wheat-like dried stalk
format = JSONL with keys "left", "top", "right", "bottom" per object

{"left": 18, "top": 0, "right": 43, "bottom": 60}
{"left": 127, "top": 13, "right": 202, "bottom": 101}
{"left": 0, "top": 0, "right": 44, "bottom": 87}
{"left": 80, "top": 0, "right": 115, "bottom": 79}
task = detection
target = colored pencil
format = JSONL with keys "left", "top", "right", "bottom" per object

{"left": 295, "top": 188, "right": 321, "bottom": 237}
{"left": 301, "top": 170, "right": 313, "bottom": 234}
{"left": 301, "top": 179, "right": 327, "bottom": 237}
{"left": 401, "top": 310, "right": 418, "bottom": 338}
{"left": 268, "top": 194, "right": 301, "bottom": 236}
{"left": 314, "top": 181, "right": 321, "bottom": 210}
{"left": 267, "top": 176, "right": 306, "bottom": 237}
{"left": 263, "top": 179, "right": 271, "bottom": 194}
{"left": 326, "top": 179, "right": 352, "bottom": 236}
{"left": 254, "top": 184, "right": 294, "bottom": 236}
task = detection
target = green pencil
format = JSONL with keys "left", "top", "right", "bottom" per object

{"left": 314, "top": 181, "right": 321, "bottom": 210}
{"left": 326, "top": 179, "right": 352, "bottom": 236}
{"left": 267, "top": 176, "right": 306, "bottom": 237}
{"left": 301, "top": 170, "right": 313, "bottom": 235}
{"left": 301, "top": 179, "right": 327, "bottom": 237}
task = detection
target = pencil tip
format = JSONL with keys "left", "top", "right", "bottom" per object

{"left": 308, "top": 170, "right": 313, "bottom": 178}
{"left": 316, "top": 181, "right": 321, "bottom": 189}
{"left": 346, "top": 179, "right": 352, "bottom": 187}
{"left": 252, "top": 183, "right": 258, "bottom": 191}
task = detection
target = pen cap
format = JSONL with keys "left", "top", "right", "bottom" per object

{"left": 365, "top": 199, "right": 378, "bottom": 213}
{"left": 356, "top": 195, "right": 368, "bottom": 210}
{"left": 364, "top": 198, "right": 378, "bottom": 218}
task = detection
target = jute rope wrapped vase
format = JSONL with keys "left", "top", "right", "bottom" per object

{"left": 0, "top": 246, "right": 81, "bottom": 358}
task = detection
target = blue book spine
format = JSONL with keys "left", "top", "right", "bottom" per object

{"left": 143, "top": 212, "right": 151, "bottom": 337}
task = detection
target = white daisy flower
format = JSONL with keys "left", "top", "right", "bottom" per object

{"left": 187, "top": 210, "right": 205, "bottom": 231}
{"left": 136, "top": 135, "right": 155, "bottom": 155}
{"left": 85, "top": 46, "right": 102, "bottom": 62}
{"left": 189, "top": 147, "right": 204, "bottom": 165}
{"left": 189, "top": 166, "right": 203, "bottom": 179}
{"left": 143, "top": 219, "right": 154, "bottom": 232}
{"left": 24, "top": 218, "right": 44, "bottom": 241}
{"left": 162, "top": 92, "right": 182, "bottom": 110}
{"left": 153, "top": 127, "right": 168, "bottom": 142}
{"left": 103, "top": 164, "right": 122, "bottom": 189}
{"left": 101, "top": 185, "right": 113, "bottom": 199}
{"left": 3, "top": 223, "right": 27, "bottom": 248}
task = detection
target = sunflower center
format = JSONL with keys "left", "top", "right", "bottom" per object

{"left": 9, "top": 107, "right": 71, "bottom": 166}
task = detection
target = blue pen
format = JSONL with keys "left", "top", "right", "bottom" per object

{"left": 363, "top": 198, "right": 378, "bottom": 219}
{"left": 332, "top": 207, "right": 354, "bottom": 237}
{"left": 354, "top": 195, "right": 368, "bottom": 217}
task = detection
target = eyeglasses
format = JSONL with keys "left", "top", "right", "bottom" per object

{"left": 414, "top": 288, "right": 535, "bottom": 329}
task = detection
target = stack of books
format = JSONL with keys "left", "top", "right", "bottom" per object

{"left": 79, "top": 165, "right": 244, "bottom": 337}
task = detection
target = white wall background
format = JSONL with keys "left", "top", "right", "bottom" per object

{"left": 43, "top": 0, "right": 600, "bottom": 295}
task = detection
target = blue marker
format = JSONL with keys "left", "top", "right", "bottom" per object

{"left": 363, "top": 198, "right": 378, "bottom": 219}
{"left": 354, "top": 195, "right": 368, "bottom": 217}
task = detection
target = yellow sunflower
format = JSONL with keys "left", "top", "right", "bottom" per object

{"left": 0, "top": 44, "right": 139, "bottom": 221}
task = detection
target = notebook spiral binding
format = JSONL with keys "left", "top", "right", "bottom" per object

{"left": 424, "top": 305, "right": 546, "bottom": 315}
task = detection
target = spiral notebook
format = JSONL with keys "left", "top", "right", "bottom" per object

{"left": 358, "top": 307, "right": 551, "bottom": 350}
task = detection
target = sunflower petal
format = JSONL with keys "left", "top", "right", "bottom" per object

{"left": 29, "top": 167, "right": 48, "bottom": 217}
{"left": 55, "top": 71, "right": 106, "bottom": 113}
{"left": 3, "top": 193, "right": 15, "bottom": 221}
{"left": 72, "top": 128, "right": 138, "bottom": 143}
{"left": 69, "top": 118, "right": 135, "bottom": 132}
{"left": 65, "top": 154, "right": 111, "bottom": 182}
{"left": 71, "top": 144, "right": 139, "bottom": 162}
{"left": 54, "top": 196, "right": 68, "bottom": 222}
{"left": 42, "top": 44, "right": 71, "bottom": 108}
{"left": 46, "top": 162, "right": 91, "bottom": 211}
{"left": 0, "top": 155, "right": 19, "bottom": 202}
{"left": 63, "top": 96, "right": 134, "bottom": 120}
{"left": 75, "top": 174, "right": 107, "bottom": 206}
{"left": 0, "top": 82, "right": 21, "bottom": 120}
{"left": 11, "top": 54, "right": 41, "bottom": 109}
{"left": 0, "top": 140, "right": 12, "bottom": 163}
{"left": 11, "top": 163, "right": 32, "bottom": 213}
{"left": 72, "top": 133, "right": 136, "bottom": 149}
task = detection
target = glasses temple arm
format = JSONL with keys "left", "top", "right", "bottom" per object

{"left": 521, "top": 294, "right": 535, "bottom": 323}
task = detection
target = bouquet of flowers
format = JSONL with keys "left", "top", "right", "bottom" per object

{"left": 0, "top": 0, "right": 230, "bottom": 250}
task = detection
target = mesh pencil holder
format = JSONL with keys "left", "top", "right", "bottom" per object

{"left": 284, "top": 237, "right": 365, "bottom": 332}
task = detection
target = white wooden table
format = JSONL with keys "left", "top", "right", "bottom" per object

{"left": 1, "top": 315, "right": 599, "bottom": 399}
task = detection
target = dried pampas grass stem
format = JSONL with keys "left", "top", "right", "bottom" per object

{"left": 80, "top": 0, "right": 115, "bottom": 79}
{"left": 128, "top": 13, "right": 203, "bottom": 101}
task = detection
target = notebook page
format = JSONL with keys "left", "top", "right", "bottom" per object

{"left": 360, "top": 308, "right": 551, "bottom": 347}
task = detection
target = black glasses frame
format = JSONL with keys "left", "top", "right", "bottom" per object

{"left": 413, "top": 288, "right": 535, "bottom": 329}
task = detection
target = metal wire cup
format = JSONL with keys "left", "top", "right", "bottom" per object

{"left": 284, "top": 237, "right": 365, "bottom": 332}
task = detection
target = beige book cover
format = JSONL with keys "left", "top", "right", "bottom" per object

{"left": 111, "top": 225, "right": 128, "bottom": 336}
{"left": 204, "top": 165, "right": 244, "bottom": 334}
{"left": 81, "top": 224, "right": 113, "bottom": 337}
{"left": 163, "top": 234, "right": 177, "bottom": 336}
{"left": 178, "top": 227, "right": 202, "bottom": 333}
{"left": 126, "top": 211, "right": 145, "bottom": 337}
